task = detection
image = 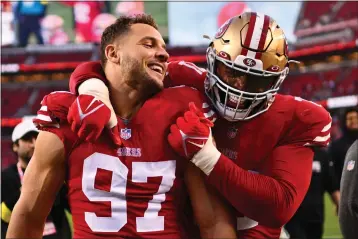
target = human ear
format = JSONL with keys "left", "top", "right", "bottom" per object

{"left": 105, "top": 44, "right": 120, "bottom": 64}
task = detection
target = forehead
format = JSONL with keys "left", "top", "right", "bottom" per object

{"left": 127, "top": 23, "right": 164, "bottom": 44}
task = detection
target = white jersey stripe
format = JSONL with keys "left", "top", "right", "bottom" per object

{"left": 246, "top": 12, "right": 265, "bottom": 58}
{"left": 36, "top": 114, "right": 52, "bottom": 122}
{"left": 313, "top": 133, "right": 331, "bottom": 142}
{"left": 321, "top": 122, "right": 332, "bottom": 132}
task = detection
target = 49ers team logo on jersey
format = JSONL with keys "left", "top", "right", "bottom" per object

{"left": 215, "top": 18, "right": 233, "bottom": 39}
{"left": 243, "top": 58, "right": 256, "bottom": 67}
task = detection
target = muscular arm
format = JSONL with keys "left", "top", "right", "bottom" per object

{"left": 206, "top": 144, "right": 314, "bottom": 228}
{"left": 6, "top": 131, "right": 66, "bottom": 238}
{"left": 185, "top": 162, "right": 237, "bottom": 238}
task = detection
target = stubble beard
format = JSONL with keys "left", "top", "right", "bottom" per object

{"left": 122, "top": 55, "right": 163, "bottom": 99}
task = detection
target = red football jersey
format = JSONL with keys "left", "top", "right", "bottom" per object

{"left": 165, "top": 61, "right": 332, "bottom": 238}
{"left": 73, "top": 2, "right": 102, "bottom": 42}
{"left": 35, "top": 87, "right": 212, "bottom": 238}
{"left": 67, "top": 60, "right": 332, "bottom": 238}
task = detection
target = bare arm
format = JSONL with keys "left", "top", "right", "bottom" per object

{"left": 330, "top": 191, "right": 340, "bottom": 215}
{"left": 185, "top": 162, "right": 237, "bottom": 239}
{"left": 6, "top": 131, "right": 66, "bottom": 239}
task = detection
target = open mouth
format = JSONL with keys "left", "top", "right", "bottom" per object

{"left": 227, "top": 95, "right": 245, "bottom": 108}
{"left": 147, "top": 62, "right": 164, "bottom": 76}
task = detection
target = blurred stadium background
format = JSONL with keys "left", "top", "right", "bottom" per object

{"left": 1, "top": 1, "right": 357, "bottom": 238}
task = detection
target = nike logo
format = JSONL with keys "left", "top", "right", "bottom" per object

{"left": 77, "top": 97, "right": 105, "bottom": 121}
{"left": 187, "top": 140, "right": 205, "bottom": 149}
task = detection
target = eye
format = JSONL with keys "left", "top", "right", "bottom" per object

{"left": 143, "top": 43, "right": 153, "bottom": 49}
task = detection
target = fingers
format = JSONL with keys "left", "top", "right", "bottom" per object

{"left": 168, "top": 124, "right": 185, "bottom": 157}
{"left": 188, "top": 102, "right": 214, "bottom": 127}
{"left": 85, "top": 127, "right": 102, "bottom": 143}
{"left": 68, "top": 102, "right": 81, "bottom": 133}
{"left": 189, "top": 102, "right": 200, "bottom": 114}
{"left": 183, "top": 110, "right": 199, "bottom": 123}
{"left": 108, "top": 126, "right": 122, "bottom": 146}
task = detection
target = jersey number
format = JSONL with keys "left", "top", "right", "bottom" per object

{"left": 82, "top": 153, "right": 176, "bottom": 232}
{"left": 178, "top": 61, "right": 206, "bottom": 75}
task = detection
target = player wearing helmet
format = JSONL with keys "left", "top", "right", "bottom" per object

{"left": 65, "top": 12, "right": 332, "bottom": 238}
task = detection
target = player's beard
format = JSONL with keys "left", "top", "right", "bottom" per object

{"left": 122, "top": 55, "right": 163, "bottom": 99}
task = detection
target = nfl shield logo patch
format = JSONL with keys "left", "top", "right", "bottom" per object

{"left": 120, "top": 128, "right": 131, "bottom": 140}
{"left": 347, "top": 160, "right": 355, "bottom": 171}
{"left": 227, "top": 126, "right": 238, "bottom": 139}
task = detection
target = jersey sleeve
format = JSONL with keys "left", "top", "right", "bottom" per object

{"left": 165, "top": 61, "right": 207, "bottom": 94}
{"left": 69, "top": 61, "right": 108, "bottom": 94}
{"left": 282, "top": 97, "right": 332, "bottom": 147}
{"left": 207, "top": 143, "right": 315, "bottom": 228}
{"left": 33, "top": 91, "right": 78, "bottom": 156}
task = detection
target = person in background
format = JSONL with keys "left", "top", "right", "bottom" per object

{"left": 60, "top": 1, "right": 109, "bottom": 43}
{"left": 14, "top": 1, "right": 47, "bottom": 47}
{"left": 41, "top": 14, "right": 69, "bottom": 45}
{"left": 1, "top": 120, "right": 72, "bottom": 239}
{"left": 285, "top": 147, "right": 340, "bottom": 239}
{"left": 339, "top": 139, "right": 358, "bottom": 239}
{"left": 329, "top": 107, "right": 358, "bottom": 186}
{"left": 91, "top": 13, "right": 116, "bottom": 43}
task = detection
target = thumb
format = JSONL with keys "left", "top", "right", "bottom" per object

{"left": 189, "top": 102, "right": 214, "bottom": 127}
{"left": 189, "top": 102, "right": 203, "bottom": 116}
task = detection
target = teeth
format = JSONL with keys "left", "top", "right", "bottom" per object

{"left": 229, "top": 95, "right": 239, "bottom": 103}
{"left": 149, "top": 65, "right": 162, "bottom": 74}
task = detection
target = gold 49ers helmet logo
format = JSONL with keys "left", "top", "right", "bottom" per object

{"left": 215, "top": 18, "right": 233, "bottom": 39}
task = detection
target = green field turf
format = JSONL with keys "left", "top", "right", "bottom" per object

{"left": 323, "top": 193, "right": 342, "bottom": 239}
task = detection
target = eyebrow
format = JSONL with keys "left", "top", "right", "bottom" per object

{"left": 140, "top": 36, "right": 166, "bottom": 49}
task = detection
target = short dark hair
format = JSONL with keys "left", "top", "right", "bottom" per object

{"left": 100, "top": 14, "right": 158, "bottom": 66}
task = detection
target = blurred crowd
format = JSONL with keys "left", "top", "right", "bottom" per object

{"left": 1, "top": 1, "right": 144, "bottom": 47}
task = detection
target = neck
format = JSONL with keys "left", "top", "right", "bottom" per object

{"left": 18, "top": 159, "right": 27, "bottom": 169}
{"left": 111, "top": 84, "right": 147, "bottom": 119}
{"left": 105, "top": 66, "right": 149, "bottom": 119}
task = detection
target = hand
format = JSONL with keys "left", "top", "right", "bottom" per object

{"left": 168, "top": 102, "right": 214, "bottom": 158}
{"left": 168, "top": 102, "right": 220, "bottom": 175}
{"left": 67, "top": 94, "right": 121, "bottom": 145}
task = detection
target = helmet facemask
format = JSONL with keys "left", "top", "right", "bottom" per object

{"left": 205, "top": 46, "right": 289, "bottom": 121}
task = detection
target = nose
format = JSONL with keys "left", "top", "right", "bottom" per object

{"left": 156, "top": 47, "right": 169, "bottom": 63}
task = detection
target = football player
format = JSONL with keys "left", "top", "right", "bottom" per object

{"left": 60, "top": 13, "right": 332, "bottom": 238}
{"left": 6, "top": 14, "right": 237, "bottom": 239}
